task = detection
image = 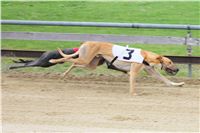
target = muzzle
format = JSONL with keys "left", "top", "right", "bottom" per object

{"left": 161, "top": 63, "right": 179, "bottom": 76}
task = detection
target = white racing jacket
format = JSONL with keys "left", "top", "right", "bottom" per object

{"left": 112, "top": 45, "right": 144, "bottom": 64}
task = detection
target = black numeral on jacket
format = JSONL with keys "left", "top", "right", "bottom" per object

{"left": 123, "top": 49, "right": 134, "bottom": 60}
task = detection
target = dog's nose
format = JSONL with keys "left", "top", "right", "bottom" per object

{"left": 176, "top": 68, "right": 179, "bottom": 72}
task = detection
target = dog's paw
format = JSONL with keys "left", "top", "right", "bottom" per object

{"left": 60, "top": 73, "right": 67, "bottom": 78}
{"left": 171, "top": 82, "right": 185, "bottom": 87}
{"left": 130, "top": 93, "right": 138, "bottom": 96}
{"left": 49, "top": 59, "right": 57, "bottom": 64}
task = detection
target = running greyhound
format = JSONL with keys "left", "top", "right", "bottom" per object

{"left": 9, "top": 48, "right": 126, "bottom": 73}
{"left": 9, "top": 48, "right": 79, "bottom": 69}
{"left": 49, "top": 41, "right": 185, "bottom": 95}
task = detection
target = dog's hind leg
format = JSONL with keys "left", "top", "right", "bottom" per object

{"left": 61, "top": 63, "right": 78, "bottom": 78}
{"left": 62, "top": 63, "right": 91, "bottom": 78}
{"left": 12, "top": 59, "right": 34, "bottom": 63}
{"left": 144, "top": 65, "right": 184, "bottom": 86}
{"left": 62, "top": 64, "right": 75, "bottom": 78}
{"left": 9, "top": 59, "right": 37, "bottom": 69}
{"left": 9, "top": 64, "right": 28, "bottom": 69}
{"left": 62, "top": 57, "right": 104, "bottom": 78}
{"left": 50, "top": 47, "right": 97, "bottom": 66}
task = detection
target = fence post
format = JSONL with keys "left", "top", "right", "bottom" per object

{"left": 185, "top": 30, "right": 193, "bottom": 77}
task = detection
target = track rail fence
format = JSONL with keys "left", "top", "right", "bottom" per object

{"left": 2, "top": 49, "right": 200, "bottom": 64}
{"left": 1, "top": 20, "right": 200, "bottom": 30}
{"left": 1, "top": 20, "right": 200, "bottom": 77}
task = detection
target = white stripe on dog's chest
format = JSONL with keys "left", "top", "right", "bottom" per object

{"left": 112, "top": 45, "right": 144, "bottom": 63}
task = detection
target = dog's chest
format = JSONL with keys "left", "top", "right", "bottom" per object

{"left": 112, "top": 45, "right": 144, "bottom": 63}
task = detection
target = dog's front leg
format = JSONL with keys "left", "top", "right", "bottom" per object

{"left": 144, "top": 65, "right": 184, "bottom": 86}
{"left": 130, "top": 63, "right": 143, "bottom": 96}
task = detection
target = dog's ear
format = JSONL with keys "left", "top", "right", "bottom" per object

{"left": 80, "top": 42, "right": 85, "bottom": 44}
{"left": 156, "top": 56, "right": 163, "bottom": 63}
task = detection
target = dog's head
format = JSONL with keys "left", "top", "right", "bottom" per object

{"left": 143, "top": 51, "right": 179, "bottom": 76}
{"left": 156, "top": 56, "right": 179, "bottom": 76}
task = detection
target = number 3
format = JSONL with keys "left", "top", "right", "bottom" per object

{"left": 123, "top": 49, "right": 134, "bottom": 60}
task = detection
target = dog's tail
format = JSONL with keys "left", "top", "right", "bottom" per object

{"left": 57, "top": 48, "right": 79, "bottom": 59}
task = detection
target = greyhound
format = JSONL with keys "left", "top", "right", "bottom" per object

{"left": 9, "top": 48, "right": 126, "bottom": 73}
{"left": 49, "top": 41, "right": 185, "bottom": 95}
{"left": 9, "top": 48, "right": 79, "bottom": 69}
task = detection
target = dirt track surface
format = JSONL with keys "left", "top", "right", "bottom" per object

{"left": 2, "top": 72, "right": 200, "bottom": 132}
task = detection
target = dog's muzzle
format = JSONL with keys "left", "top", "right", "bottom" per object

{"left": 162, "top": 64, "right": 179, "bottom": 76}
{"left": 165, "top": 67, "right": 179, "bottom": 76}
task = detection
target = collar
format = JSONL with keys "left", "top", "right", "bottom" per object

{"left": 143, "top": 60, "right": 150, "bottom": 66}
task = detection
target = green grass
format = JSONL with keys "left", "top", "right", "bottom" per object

{"left": 2, "top": 39, "right": 200, "bottom": 56}
{"left": 2, "top": 1, "right": 199, "bottom": 23}
{"left": 2, "top": 1, "right": 200, "bottom": 37}
{"left": 1, "top": 40, "right": 80, "bottom": 50}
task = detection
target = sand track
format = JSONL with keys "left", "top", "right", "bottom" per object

{"left": 1, "top": 72, "right": 199, "bottom": 132}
